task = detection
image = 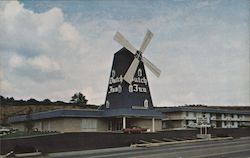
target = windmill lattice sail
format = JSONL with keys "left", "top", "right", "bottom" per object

{"left": 113, "top": 30, "right": 161, "bottom": 84}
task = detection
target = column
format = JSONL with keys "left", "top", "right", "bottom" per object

{"left": 123, "top": 116, "right": 126, "bottom": 129}
{"left": 152, "top": 118, "right": 155, "bottom": 132}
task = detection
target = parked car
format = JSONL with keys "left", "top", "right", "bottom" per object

{"left": 0, "top": 127, "right": 10, "bottom": 136}
{"left": 0, "top": 126, "right": 18, "bottom": 136}
{"left": 122, "top": 126, "right": 147, "bottom": 134}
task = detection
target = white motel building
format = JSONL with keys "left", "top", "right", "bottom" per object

{"left": 158, "top": 106, "right": 250, "bottom": 129}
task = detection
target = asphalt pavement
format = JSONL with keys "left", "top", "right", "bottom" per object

{"left": 49, "top": 137, "right": 250, "bottom": 158}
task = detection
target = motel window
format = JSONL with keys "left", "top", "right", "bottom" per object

{"left": 41, "top": 121, "right": 50, "bottom": 131}
{"left": 186, "top": 112, "right": 189, "bottom": 117}
{"left": 232, "top": 122, "right": 234, "bottom": 126}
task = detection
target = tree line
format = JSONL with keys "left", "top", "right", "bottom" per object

{"left": 0, "top": 92, "right": 89, "bottom": 106}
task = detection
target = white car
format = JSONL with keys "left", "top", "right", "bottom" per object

{"left": 0, "top": 128, "right": 10, "bottom": 136}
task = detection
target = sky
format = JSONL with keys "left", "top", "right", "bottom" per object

{"left": 0, "top": 0, "right": 249, "bottom": 107}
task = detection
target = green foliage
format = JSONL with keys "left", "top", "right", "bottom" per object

{"left": 70, "top": 92, "right": 88, "bottom": 104}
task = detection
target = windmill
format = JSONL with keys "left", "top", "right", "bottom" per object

{"left": 103, "top": 29, "right": 161, "bottom": 110}
{"left": 113, "top": 29, "right": 161, "bottom": 84}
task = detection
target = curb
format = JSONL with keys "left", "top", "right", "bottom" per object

{"left": 14, "top": 152, "right": 42, "bottom": 157}
{"left": 130, "top": 137, "right": 233, "bottom": 147}
{"left": 49, "top": 147, "right": 132, "bottom": 157}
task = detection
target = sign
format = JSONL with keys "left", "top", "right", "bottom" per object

{"left": 197, "top": 117, "right": 209, "bottom": 126}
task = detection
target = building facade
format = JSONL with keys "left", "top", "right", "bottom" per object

{"left": 158, "top": 107, "right": 250, "bottom": 129}
{"left": 9, "top": 109, "right": 162, "bottom": 133}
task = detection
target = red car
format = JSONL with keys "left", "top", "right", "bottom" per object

{"left": 122, "top": 126, "right": 147, "bottom": 134}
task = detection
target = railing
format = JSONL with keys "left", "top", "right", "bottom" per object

{"left": 183, "top": 116, "right": 197, "bottom": 120}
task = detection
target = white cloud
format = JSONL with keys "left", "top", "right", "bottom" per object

{"left": 9, "top": 53, "right": 24, "bottom": 68}
{"left": 36, "top": 8, "right": 64, "bottom": 35}
{"left": 2, "top": 1, "right": 25, "bottom": 19}
{"left": 59, "top": 23, "right": 80, "bottom": 48}
{"left": 0, "top": 69, "right": 13, "bottom": 93}
{"left": 27, "top": 55, "right": 60, "bottom": 72}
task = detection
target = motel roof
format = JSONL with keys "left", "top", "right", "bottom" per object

{"left": 9, "top": 108, "right": 163, "bottom": 123}
{"left": 157, "top": 106, "right": 250, "bottom": 115}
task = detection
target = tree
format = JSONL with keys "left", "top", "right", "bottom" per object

{"left": 70, "top": 92, "right": 88, "bottom": 104}
{"left": 42, "top": 99, "right": 52, "bottom": 104}
{"left": 27, "top": 98, "right": 39, "bottom": 104}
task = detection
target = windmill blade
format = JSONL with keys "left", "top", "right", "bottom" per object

{"left": 139, "top": 29, "right": 154, "bottom": 53}
{"left": 114, "top": 32, "right": 137, "bottom": 54}
{"left": 124, "top": 58, "right": 140, "bottom": 84}
{"left": 142, "top": 56, "right": 161, "bottom": 77}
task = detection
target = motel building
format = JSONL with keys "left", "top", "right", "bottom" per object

{"left": 9, "top": 108, "right": 162, "bottom": 133}
{"left": 158, "top": 106, "right": 250, "bottom": 129}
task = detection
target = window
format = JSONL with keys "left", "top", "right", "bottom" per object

{"left": 144, "top": 99, "right": 148, "bottom": 108}
{"left": 111, "top": 70, "right": 116, "bottom": 77}
{"left": 138, "top": 69, "right": 142, "bottom": 77}
{"left": 41, "top": 121, "right": 50, "bottom": 131}
{"left": 224, "top": 122, "right": 227, "bottom": 126}
{"left": 81, "top": 119, "right": 97, "bottom": 132}
{"left": 194, "top": 113, "right": 196, "bottom": 117}
{"left": 106, "top": 100, "right": 110, "bottom": 108}
{"left": 232, "top": 122, "right": 234, "bottom": 126}
{"left": 129, "top": 85, "right": 133, "bottom": 92}
{"left": 186, "top": 112, "right": 189, "bottom": 117}
{"left": 118, "top": 85, "right": 122, "bottom": 93}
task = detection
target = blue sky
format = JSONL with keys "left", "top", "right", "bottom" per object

{"left": 0, "top": 0, "right": 249, "bottom": 106}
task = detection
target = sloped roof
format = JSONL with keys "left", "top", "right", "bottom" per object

{"left": 157, "top": 106, "right": 250, "bottom": 115}
{"left": 9, "top": 108, "right": 163, "bottom": 123}
{"left": 102, "top": 108, "right": 163, "bottom": 118}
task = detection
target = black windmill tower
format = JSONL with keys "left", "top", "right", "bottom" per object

{"left": 102, "top": 30, "right": 162, "bottom": 113}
